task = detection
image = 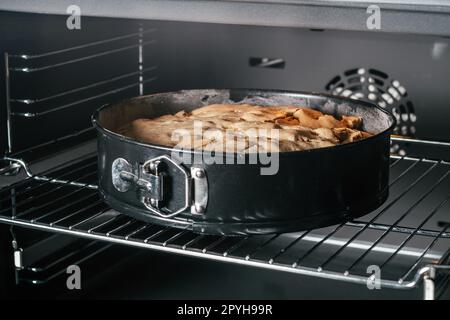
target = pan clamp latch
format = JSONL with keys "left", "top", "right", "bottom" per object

{"left": 112, "top": 156, "right": 207, "bottom": 218}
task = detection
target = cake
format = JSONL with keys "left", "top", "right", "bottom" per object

{"left": 119, "top": 104, "right": 372, "bottom": 153}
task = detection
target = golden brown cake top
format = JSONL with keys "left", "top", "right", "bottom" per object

{"left": 120, "top": 104, "right": 372, "bottom": 153}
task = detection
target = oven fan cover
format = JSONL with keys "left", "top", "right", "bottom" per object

{"left": 325, "top": 68, "right": 416, "bottom": 155}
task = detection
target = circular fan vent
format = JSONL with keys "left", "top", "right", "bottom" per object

{"left": 325, "top": 68, "right": 416, "bottom": 155}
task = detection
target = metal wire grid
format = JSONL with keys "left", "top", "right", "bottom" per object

{"left": 0, "top": 150, "right": 449, "bottom": 290}
{"left": 3, "top": 27, "right": 157, "bottom": 155}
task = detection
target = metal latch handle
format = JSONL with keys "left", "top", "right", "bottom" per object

{"left": 140, "top": 155, "right": 191, "bottom": 218}
{"left": 112, "top": 155, "right": 207, "bottom": 219}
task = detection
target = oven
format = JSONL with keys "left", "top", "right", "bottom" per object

{"left": 0, "top": 1, "right": 450, "bottom": 300}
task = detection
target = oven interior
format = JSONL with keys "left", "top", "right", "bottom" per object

{"left": 0, "top": 9, "right": 450, "bottom": 299}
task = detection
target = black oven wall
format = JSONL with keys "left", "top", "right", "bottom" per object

{"left": 0, "top": 224, "right": 15, "bottom": 299}
{"left": 159, "top": 22, "right": 450, "bottom": 145}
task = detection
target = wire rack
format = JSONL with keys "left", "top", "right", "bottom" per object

{"left": 0, "top": 142, "right": 450, "bottom": 291}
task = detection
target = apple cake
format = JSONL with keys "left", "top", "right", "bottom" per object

{"left": 119, "top": 104, "right": 372, "bottom": 153}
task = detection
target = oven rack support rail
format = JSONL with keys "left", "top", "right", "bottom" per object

{"left": 1, "top": 138, "right": 450, "bottom": 299}
{"left": 2, "top": 27, "right": 158, "bottom": 163}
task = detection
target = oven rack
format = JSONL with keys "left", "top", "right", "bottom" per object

{"left": 0, "top": 139, "right": 449, "bottom": 297}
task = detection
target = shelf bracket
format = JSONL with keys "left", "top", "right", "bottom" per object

{"left": 12, "top": 240, "right": 23, "bottom": 270}
{"left": 423, "top": 267, "right": 436, "bottom": 300}
{"left": 421, "top": 265, "right": 450, "bottom": 300}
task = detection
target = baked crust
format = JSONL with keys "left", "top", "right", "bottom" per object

{"left": 120, "top": 104, "right": 372, "bottom": 153}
